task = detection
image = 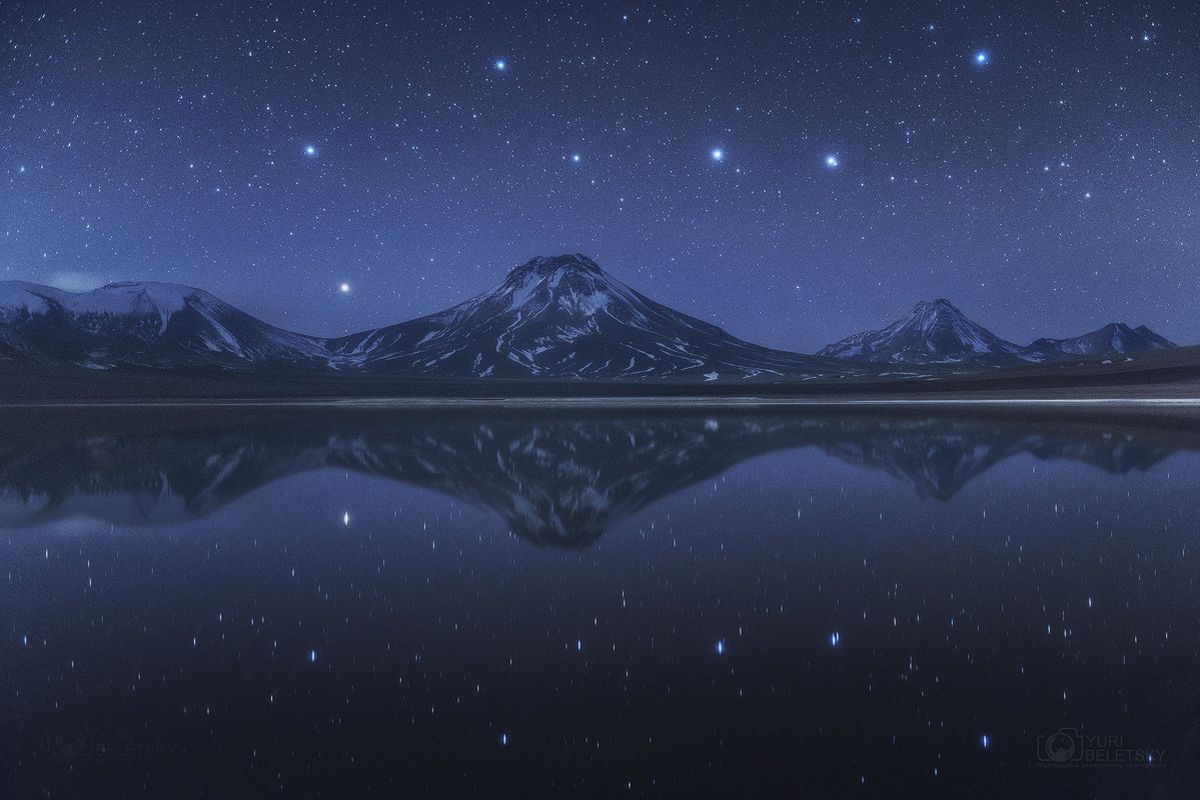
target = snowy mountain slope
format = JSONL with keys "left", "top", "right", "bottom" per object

{"left": 818, "top": 299, "right": 1027, "bottom": 365}
{"left": 1026, "top": 322, "right": 1176, "bottom": 361}
{"left": 0, "top": 280, "right": 329, "bottom": 369}
{"left": 327, "top": 254, "right": 849, "bottom": 381}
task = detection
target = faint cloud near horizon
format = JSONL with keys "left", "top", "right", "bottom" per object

{"left": 48, "top": 271, "right": 101, "bottom": 292}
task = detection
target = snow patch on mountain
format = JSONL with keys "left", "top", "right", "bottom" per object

{"left": 0, "top": 282, "right": 58, "bottom": 322}
{"left": 65, "top": 282, "right": 191, "bottom": 333}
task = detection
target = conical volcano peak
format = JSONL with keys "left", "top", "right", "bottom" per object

{"left": 819, "top": 297, "right": 1025, "bottom": 364}
{"left": 325, "top": 253, "right": 838, "bottom": 381}
{"left": 506, "top": 253, "right": 605, "bottom": 283}
{"left": 494, "top": 253, "right": 627, "bottom": 320}
{"left": 490, "top": 254, "right": 636, "bottom": 323}
{"left": 911, "top": 298, "right": 964, "bottom": 316}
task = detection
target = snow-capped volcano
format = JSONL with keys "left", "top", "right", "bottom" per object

{"left": 818, "top": 298, "right": 1026, "bottom": 365}
{"left": 1026, "top": 322, "right": 1176, "bottom": 361}
{"left": 0, "top": 280, "right": 328, "bottom": 369}
{"left": 327, "top": 254, "right": 843, "bottom": 381}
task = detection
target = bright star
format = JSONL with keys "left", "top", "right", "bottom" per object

{"left": 716, "top": 639, "right": 725, "bottom": 655}
{"left": 974, "top": 50, "right": 990, "bottom": 65}
{"left": 825, "top": 154, "right": 840, "bottom": 168}
{"left": 711, "top": 148, "right": 724, "bottom": 161}
{"left": 494, "top": 59, "right": 506, "bottom": 71}
{"left": 571, "top": 153, "right": 581, "bottom": 163}
{"left": 339, "top": 282, "right": 351, "bottom": 293}
{"left": 304, "top": 145, "right": 317, "bottom": 157}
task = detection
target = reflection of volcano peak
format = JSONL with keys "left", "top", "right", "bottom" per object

{"left": 0, "top": 410, "right": 1188, "bottom": 545}
{"left": 318, "top": 421, "right": 785, "bottom": 546}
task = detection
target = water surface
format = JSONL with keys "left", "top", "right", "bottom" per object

{"left": 2, "top": 408, "right": 1199, "bottom": 797}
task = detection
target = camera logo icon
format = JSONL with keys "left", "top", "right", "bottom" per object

{"left": 1039, "top": 728, "right": 1079, "bottom": 763}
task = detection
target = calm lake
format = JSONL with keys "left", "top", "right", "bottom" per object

{"left": 2, "top": 407, "right": 1199, "bottom": 797}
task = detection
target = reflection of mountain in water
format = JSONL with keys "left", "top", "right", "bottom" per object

{"left": 0, "top": 410, "right": 1187, "bottom": 546}
{"left": 816, "top": 418, "right": 1174, "bottom": 499}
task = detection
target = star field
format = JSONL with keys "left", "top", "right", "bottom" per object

{"left": 2, "top": 0, "right": 1198, "bottom": 350}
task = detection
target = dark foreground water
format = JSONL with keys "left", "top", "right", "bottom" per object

{"left": 2, "top": 407, "right": 1200, "bottom": 798}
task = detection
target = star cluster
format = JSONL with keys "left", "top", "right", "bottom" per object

{"left": 1, "top": 1, "right": 1197, "bottom": 349}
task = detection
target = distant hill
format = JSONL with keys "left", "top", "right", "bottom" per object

{"left": 1026, "top": 322, "right": 1176, "bottom": 361}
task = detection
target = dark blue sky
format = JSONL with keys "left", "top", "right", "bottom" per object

{"left": 2, "top": 0, "right": 1198, "bottom": 351}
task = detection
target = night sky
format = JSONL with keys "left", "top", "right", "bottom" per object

{"left": 2, "top": 1, "right": 1198, "bottom": 351}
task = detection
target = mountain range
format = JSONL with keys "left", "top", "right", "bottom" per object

{"left": 0, "top": 254, "right": 1180, "bottom": 385}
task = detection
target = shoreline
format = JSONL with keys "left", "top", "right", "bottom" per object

{"left": 5, "top": 395, "right": 1200, "bottom": 409}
